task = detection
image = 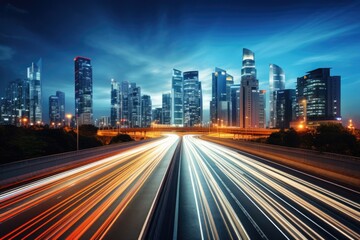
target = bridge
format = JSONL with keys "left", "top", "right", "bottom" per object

{"left": 97, "top": 126, "right": 278, "bottom": 138}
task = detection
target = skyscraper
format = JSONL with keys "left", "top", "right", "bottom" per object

{"left": 274, "top": 89, "right": 296, "bottom": 129}
{"left": 296, "top": 68, "right": 341, "bottom": 124}
{"left": 120, "top": 81, "right": 130, "bottom": 127}
{"left": 28, "top": 59, "right": 42, "bottom": 124}
{"left": 162, "top": 93, "right": 171, "bottom": 125}
{"left": 210, "top": 67, "right": 233, "bottom": 126}
{"left": 152, "top": 107, "right": 162, "bottom": 123}
{"left": 49, "top": 95, "right": 60, "bottom": 125}
{"left": 259, "top": 90, "right": 266, "bottom": 128}
{"left": 230, "top": 84, "right": 240, "bottom": 127}
{"left": 240, "top": 48, "right": 259, "bottom": 128}
{"left": 1, "top": 79, "right": 29, "bottom": 125}
{"left": 269, "top": 64, "right": 285, "bottom": 128}
{"left": 110, "top": 79, "right": 120, "bottom": 127}
{"left": 129, "top": 83, "right": 141, "bottom": 128}
{"left": 183, "top": 71, "right": 202, "bottom": 127}
{"left": 171, "top": 69, "right": 183, "bottom": 126}
{"left": 141, "top": 95, "right": 152, "bottom": 127}
{"left": 74, "top": 56, "right": 93, "bottom": 125}
{"left": 56, "top": 91, "right": 65, "bottom": 125}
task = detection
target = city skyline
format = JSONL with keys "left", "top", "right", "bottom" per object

{"left": 0, "top": 1, "right": 359, "bottom": 125}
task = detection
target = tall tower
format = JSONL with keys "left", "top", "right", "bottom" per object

{"left": 74, "top": 56, "right": 93, "bottom": 125}
{"left": 141, "top": 95, "right": 152, "bottom": 127}
{"left": 269, "top": 64, "right": 285, "bottom": 128}
{"left": 183, "top": 71, "right": 202, "bottom": 127}
{"left": 56, "top": 91, "right": 65, "bottom": 124}
{"left": 171, "top": 69, "right": 183, "bottom": 126}
{"left": 259, "top": 90, "right": 266, "bottom": 128}
{"left": 240, "top": 48, "right": 259, "bottom": 128}
{"left": 210, "top": 67, "right": 233, "bottom": 126}
{"left": 129, "top": 83, "right": 141, "bottom": 128}
{"left": 28, "top": 59, "right": 42, "bottom": 124}
{"left": 162, "top": 93, "right": 171, "bottom": 125}
{"left": 49, "top": 95, "right": 60, "bottom": 125}
{"left": 110, "top": 79, "right": 120, "bottom": 127}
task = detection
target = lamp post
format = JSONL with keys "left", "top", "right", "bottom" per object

{"left": 117, "top": 121, "right": 120, "bottom": 134}
{"left": 66, "top": 114, "right": 72, "bottom": 127}
{"left": 76, "top": 116, "right": 79, "bottom": 151}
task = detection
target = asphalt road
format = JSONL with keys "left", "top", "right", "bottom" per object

{"left": 1, "top": 134, "right": 359, "bottom": 239}
{"left": 177, "top": 135, "right": 360, "bottom": 239}
{"left": 0, "top": 134, "right": 180, "bottom": 239}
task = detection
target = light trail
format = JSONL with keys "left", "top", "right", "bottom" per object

{"left": 0, "top": 134, "right": 179, "bottom": 239}
{"left": 181, "top": 135, "right": 360, "bottom": 239}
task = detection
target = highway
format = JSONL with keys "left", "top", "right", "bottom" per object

{"left": 177, "top": 135, "right": 360, "bottom": 239}
{"left": 1, "top": 134, "right": 359, "bottom": 239}
{"left": 0, "top": 134, "right": 180, "bottom": 239}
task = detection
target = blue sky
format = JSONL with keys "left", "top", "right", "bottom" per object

{"left": 0, "top": 0, "right": 360, "bottom": 125}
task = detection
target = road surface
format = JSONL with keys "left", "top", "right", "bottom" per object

{"left": 0, "top": 134, "right": 179, "bottom": 239}
{"left": 177, "top": 135, "right": 360, "bottom": 239}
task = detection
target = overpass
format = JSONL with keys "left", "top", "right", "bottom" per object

{"left": 97, "top": 127, "right": 278, "bottom": 138}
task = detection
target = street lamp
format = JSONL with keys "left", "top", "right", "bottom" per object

{"left": 76, "top": 116, "right": 79, "bottom": 151}
{"left": 117, "top": 121, "right": 120, "bottom": 134}
{"left": 66, "top": 114, "right": 72, "bottom": 127}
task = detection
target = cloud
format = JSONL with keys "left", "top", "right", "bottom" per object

{"left": 0, "top": 45, "right": 15, "bottom": 60}
{"left": 294, "top": 54, "right": 338, "bottom": 66}
{"left": 254, "top": 8, "right": 360, "bottom": 57}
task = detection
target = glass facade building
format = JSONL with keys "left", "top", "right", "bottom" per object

{"left": 1, "top": 79, "right": 29, "bottom": 125}
{"left": 49, "top": 95, "right": 60, "bottom": 125}
{"left": 129, "top": 83, "right": 141, "bottom": 128}
{"left": 162, "top": 93, "right": 171, "bottom": 125}
{"left": 56, "top": 91, "right": 65, "bottom": 124}
{"left": 28, "top": 59, "right": 42, "bottom": 124}
{"left": 141, "top": 95, "right": 152, "bottom": 127}
{"left": 269, "top": 64, "right": 285, "bottom": 128}
{"left": 210, "top": 67, "right": 233, "bottom": 126}
{"left": 171, "top": 69, "right": 183, "bottom": 126}
{"left": 274, "top": 89, "right": 296, "bottom": 129}
{"left": 183, "top": 71, "right": 202, "bottom": 127}
{"left": 240, "top": 48, "right": 259, "bottom": 128}
{"left": 259, "top": 90, "right": 266, "bottom": 128}
{"left": 110, "top": 79, "right": 120, "bottom": 127}
{"left": 296, "top": 68, "right": 341, "bottom": 122}
{"left": 74, "top": 56, "right": 93, "bottom": 125}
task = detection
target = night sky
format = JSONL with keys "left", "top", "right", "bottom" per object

{"left": 1, "top": 0, "right": 359, "bottom": 125}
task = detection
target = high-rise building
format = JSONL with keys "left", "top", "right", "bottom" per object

{"left": 240, "top": 48, "right": 259, "bottom": 128}
{"left": 269, "top": 64, "right": 285, "bottom": 128}
{"left": 162, "top": 93, "right": 171, "bottom": 125}
{"left": 274, "top": 89, "right": 296, "bottom": 129}
{"left": 230, "top": 84, "right": 240, "bottom": 127}
{"left": 49, "top": 95, "right": 60, "bottom": 125}
{"left": 259, "top": 90, "right": 266, "bottom": 128}
{"left": 152, "top": 107, "right": 162, "bottom": 123}
{"left": 28, "top": 59, "right": 42, "bottom": 124}
{"left": 56, "top": 91, "right": 65, "bottom": 124}
{"left": 210, "top": 67, "right": 233, "bottom": 126}
{"left": 120, "top": 81, "right": 130, "bottom": 127}
{"left": 296, "top": 68, "right": 341, "bottom": 123}
{"left": 1, "top": 79, "right": 29, "bottom": 125}
{"left": 129, "top": 83, "right": 141, "bottom": 128}
{"left": 74, "top": 56, "right": 93, "bottom": 125}
{"left": 171, "top": 69, "right": 183, "bottom": 126}
{"left": 141, "top": 95, "right": 152, "bottom": 127}
{"left": 110, "top": 79, "right": 120, "bottom": 127}
{"left": 183, "top": 71, "right": 202, "bottom": 127}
